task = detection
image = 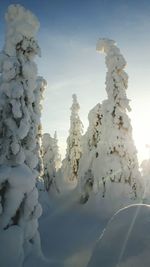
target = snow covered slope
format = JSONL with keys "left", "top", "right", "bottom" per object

{"left": 24, "top": 189, "right": 108, "bottom": 267}
{"left": 87, "top": 204, "right": 150, "bottom": 267}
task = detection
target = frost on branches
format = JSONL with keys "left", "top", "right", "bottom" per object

{"left": 62, "top": 94, "right": 83, "bottom": 182}
{"left": 93, "top": 38, "right": 142, "bottom": 199}
{"left": 41, "top": 132, "right": 61, "bottom": 193}
{"left": 78, "top": 103, "right": 103, "bottom": 203}
{"left": 0, "top": 5, "right": 45, "bottom": 266}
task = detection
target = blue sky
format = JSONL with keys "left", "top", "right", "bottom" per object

{"left": 0, "top": 0, "right": 150, "bottom": 161}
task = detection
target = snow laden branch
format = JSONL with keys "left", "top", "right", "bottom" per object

{"left": 0, "top": 5, "right": 46, "bottom": 266}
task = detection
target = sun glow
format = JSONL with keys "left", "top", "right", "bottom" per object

{"left": 131, "top": 111, "right": 150, "bottom": 164}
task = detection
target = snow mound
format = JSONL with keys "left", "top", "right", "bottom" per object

{"left": 87, "top": 204, "right": 150, "bottom": 267}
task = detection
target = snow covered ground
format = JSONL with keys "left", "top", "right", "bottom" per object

{"left": 23, "top": 182, "right": 150, "bottom": 267}
{"left": 24, "top": 189, "right": 107, "bottom": 267}
{"left": 87, "top": 204, "right": 150, "bottom": 267}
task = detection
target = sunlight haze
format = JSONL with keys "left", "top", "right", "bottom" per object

{"left": 0, "top": 0, "right": 150, "bottom": 163}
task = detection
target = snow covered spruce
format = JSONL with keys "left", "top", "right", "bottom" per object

{"left": 78, "top": 103, "right": 103, "bottom": 203}
{"left": 0, "top": 5, "right": 46, "bottom": 266}
{"left": 41, "top": 132, "right": 61, "bottom": 193}
{"left": 53, "top": 131, "right": 62, "bottom": 171}
{"left": 92, "top": 38, "right": 143, "bottom": 199}
{"left": 62, "top": 94, "right": 83, "bottom": 182}
{"left": 33, "top": 77, "right": 47, "bottom": 176}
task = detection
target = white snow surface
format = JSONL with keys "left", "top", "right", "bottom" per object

{"left": 87, "top": 204, "right": 150, "bottom": 267}
{"left": 24, "top": 188, "right": 107, "bottom": 267}
{"left": 23, "top": 184, "right": 150, "bottom": 267}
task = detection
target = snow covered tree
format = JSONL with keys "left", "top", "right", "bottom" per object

{"left": 86, "top": 103, "right": 103, "bottom": 151}
{"left": 93, "top": 38, "right": 142, "bottom": 198}
{"left": 41, "top": 133, "right": 60, "bottom": 192}
{"left": 33, "top": 77, "right": 46, "bottom": 176}
{"left": 53, "top": 131, "right": 62, "bottom": 171}
{"left": 0, "top": 5, "right": 45, "bottom": 265}
{"left": 78, "top": 103, "right": 103, "bottom": 203}
{"left": 62, "top": 94, "right": 83, "bottom": 182}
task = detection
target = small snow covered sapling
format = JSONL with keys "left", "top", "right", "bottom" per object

{"left": 41, "top": 133, "right": 60, "bottom": 192}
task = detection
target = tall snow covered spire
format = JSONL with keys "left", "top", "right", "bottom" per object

{"left": 62, "top": 94, "right": 83, "bottom": 182}
{"left": 70, "top": 94, "right": 80, "bottom": 119}
{"left": 93, "top": 38, "right": 142, "bottom": 199}
{"left": 96, "top": 38, "right": 130, "bottom": 109}
{"left": 53, "top": 131, "right": 61, "bottom": 171}
{"left": 0, "top": 5, "right": 45, "bottom": 265}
